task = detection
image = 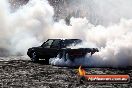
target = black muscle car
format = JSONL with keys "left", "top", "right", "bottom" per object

{"left": 27, "top": 39, "right": 99, "bottom": 64}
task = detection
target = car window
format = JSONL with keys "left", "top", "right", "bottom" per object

{"left": 51, "top": 40, "right": 60, "bottom": 48}
{"left": 61, "top": 39, "right": 82, "bottom": 48}
{"left": 41, "top": 40, "right": 54, "bottom": 48}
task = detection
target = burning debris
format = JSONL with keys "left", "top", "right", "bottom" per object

{"left": 78, "top": 66, "right": 87, "bottom": 84}
{"left": 78, "top": 66, "right": 86, "bottom": 76}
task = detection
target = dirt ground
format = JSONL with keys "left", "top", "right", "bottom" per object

{"left": 0, "top": 56, "right": 132, "bottom": 88}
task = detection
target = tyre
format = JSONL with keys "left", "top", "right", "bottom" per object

{"left": 57, "top": 52, "right": 63, "bottom": 59}
{"left": 61, "top": 50, "right": 72, "bottom": 61}
{"left": 69, "top": 55, "right": 75, "bottom": 62}
{"left": 31, "top": 51, "right": 39, "bottom": 63}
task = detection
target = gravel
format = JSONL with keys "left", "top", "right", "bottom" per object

{"left": 0, "top": 56, "right": 132, "bottom": 88}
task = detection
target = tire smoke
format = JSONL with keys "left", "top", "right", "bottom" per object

{"left": 0, "top": 0, "right": 132, "bottom": 67}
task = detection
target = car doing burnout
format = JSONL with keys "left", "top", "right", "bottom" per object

{"left": 27, "top": 39, "right": 99, "bottom": 64}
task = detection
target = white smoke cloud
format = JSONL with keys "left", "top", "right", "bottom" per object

{"left": 0, "top": 0, "right": 132, "bottom": 67}
{"left": 0, "top": 0, "right": 54, "bottom": 55}
{"left": 50, "top": 19, "right": 132, "bottom": 67}
{"left": 69, "top": 0, "right": 132, "bottom": 26}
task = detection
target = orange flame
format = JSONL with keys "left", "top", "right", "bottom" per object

{"left": 78, "top": 65, "right": 86, "bottom": 76}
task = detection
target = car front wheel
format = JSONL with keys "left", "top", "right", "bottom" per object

{"left": 31, "top": 51, "right": 39, "bottom": 62}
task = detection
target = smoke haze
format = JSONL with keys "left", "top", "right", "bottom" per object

{"left": 0, "top": 0, "right": 132, "bottom": 67}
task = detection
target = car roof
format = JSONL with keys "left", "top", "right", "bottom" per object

{"left": 48, "top": 39, "right": 81, "bottom": 40}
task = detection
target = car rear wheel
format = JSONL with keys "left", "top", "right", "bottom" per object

{"left": 31, "top": 51, "right": 39, "bottom": 63}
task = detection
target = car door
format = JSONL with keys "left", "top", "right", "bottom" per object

{"left": 49, "top": 39, "right": 61, "bottom": 57}
{"left": 39, "top": 39, "right": 54, "bottom": 57}
{"left": 40, "top": 39, "right": 61, "bottom": 58}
